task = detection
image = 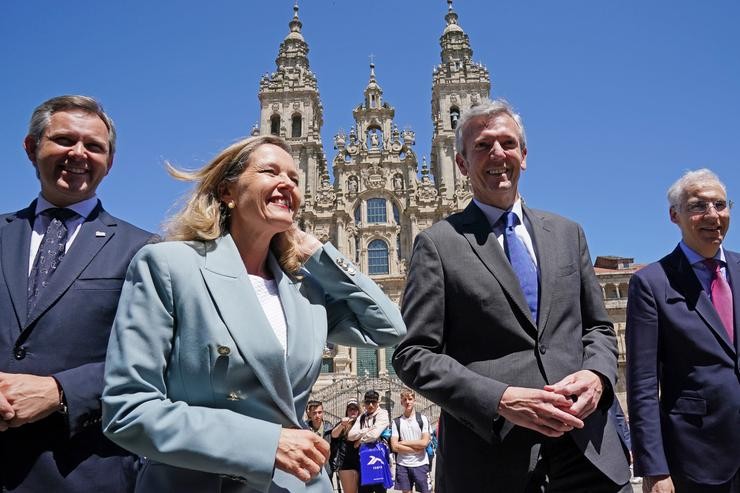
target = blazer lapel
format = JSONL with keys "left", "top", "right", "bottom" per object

{"left": 523, "top": 206, "right": 555, "bottom": 337}
{"left": 665, "top": 247, "right": 736, "bottom": 355}
{"left": 200, "top": 234, "right": 299, "bottom": 426}
{"left": 25, "top": 204, "right": 114, "bottom": 328}
{"left": 459, "top": 202, "right": 537, "bottom": 335}
{"left": 723, "top": 250, "right": 740, "bottom": 353}
{"left": 1, "top": 204, "right": 35, "bottom": 329}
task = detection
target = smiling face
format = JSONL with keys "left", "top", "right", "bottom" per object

{"left": 24, "top": 110, "right": 113, "bottom": 207}
{"left": 456, "top": 113, "right": 527, "bottom": 209}
{"left": 670, "top": 181, "right": 730, "bottom": 258}
{"left": 220, "top": 143, "right": 301, "bottom": 239}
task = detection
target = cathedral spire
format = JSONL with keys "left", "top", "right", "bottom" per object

{"left": 440, "top": 0, "right": 472, "bottom": 64}
{"left": 365, "top": 61, "right": 381, "bottom": 93}
{"left": 274, "top": 1, "right": 309, "bottom": 71}
{"left": 430, "top": 0, "right": 490, "bottom": 211}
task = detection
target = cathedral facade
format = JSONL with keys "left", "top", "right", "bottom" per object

{"left": 252, "top": 3, "right": 636, "bottom": 390}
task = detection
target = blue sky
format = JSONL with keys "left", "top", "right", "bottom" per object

{"left": 2, "top": 1, "right": 738, "bottom": 263}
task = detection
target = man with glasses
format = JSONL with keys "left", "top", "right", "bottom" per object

{"left": 627, "top": 169, "right": 740, "bottom": 493}
{"left": 348, "top": 390, "right": 390, "bottom": 493}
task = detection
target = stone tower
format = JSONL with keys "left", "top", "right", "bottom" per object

{"left": 430, "top": 0, "right": 491, "bottom": 214}
{"left": 322, "top": 63, "right": 422, "bottom": 377}
{"left": 257, "top": 3, "right": 327, "bottom": 211}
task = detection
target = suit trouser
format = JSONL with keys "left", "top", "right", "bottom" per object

{"left": 672, "top": 469, "right": 740, "bottom": 493}
{"left": 524, "top": 435, "right": 628, "bottom": 493}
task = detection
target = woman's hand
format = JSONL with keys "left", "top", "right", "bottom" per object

{"left": 275, "top": 428, "right": 330, "bottom": 482}
{"left": 275, "top": 225, "right": 322, "bottom": 263}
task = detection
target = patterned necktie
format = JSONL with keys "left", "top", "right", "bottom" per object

{"left": 502, "top": 211, "right": 539, "bottom": 323}
{"left": 703, "top": 258, "right": 734, "bottom": 343}
{"left": 27, "top": 208, "right": 78, "bottom": 314}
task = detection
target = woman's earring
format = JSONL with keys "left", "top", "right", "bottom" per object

{"left": 227, "top": 201, "right": 236, "bottom": 209}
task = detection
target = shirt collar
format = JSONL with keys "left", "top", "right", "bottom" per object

{"left": 34, "top": 194, "right": 99, "bottom": 220}
{"left": 678, "top": 240, "right": 726, "bottom": 266}
{"left": 473, "top": 197, "right": 524, "bottom": 230}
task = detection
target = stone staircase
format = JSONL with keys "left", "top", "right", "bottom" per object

{"left": 310, "top": 375, "right": 441, "bottom": 426}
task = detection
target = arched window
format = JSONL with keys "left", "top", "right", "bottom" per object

{"left": 354, "top": 206, "right": 361, "bottom": 224}
{"left": 368, "top": 239, "right": 389, "bottom": 275}
{"left": 270, "top": 115, "right": 280, "bottom": 136}
{"left": 392, "top": 203, "right": 400, "bottom": 224}
{"left": 367, "top": 198, "right": 387, "bottom": 223}
{"left": 291, "top": 114, "right": 302, "bottom": 138}
{"left": 450, "top": 107, "right": 460, "bottom": 129}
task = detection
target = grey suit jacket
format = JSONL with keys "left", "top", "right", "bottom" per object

{"left": 393, "top": 202, "right": 629, "bottom": 491}
{"left": 102, "top": 234, "right": 405, "bottom": 493}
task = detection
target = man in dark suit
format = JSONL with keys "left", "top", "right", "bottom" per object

{"left": 393, "top": 99, "right": 630, "bottom": 492}
{"left": 626, "top": 169, "right": 740, "bottom": 493}
{"left": 0, "top": 95, "right": 155, "bottom": 491}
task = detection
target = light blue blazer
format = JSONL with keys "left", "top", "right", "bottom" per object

{"left": 102, "top": 234, "right": 406, "bottom": 492}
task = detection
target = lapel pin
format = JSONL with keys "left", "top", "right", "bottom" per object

{"left": 95, "top": 231, "right": 106, "bottom": 237}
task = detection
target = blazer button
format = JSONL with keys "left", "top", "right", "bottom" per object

{"left": 538, "top": 344, "right": 547, "bottom": 355}
{"left": 217, "top": 345, "right": 231, "bottom": 356}
{"left": 14, "top": 346, "right": 26, "bottom": 360}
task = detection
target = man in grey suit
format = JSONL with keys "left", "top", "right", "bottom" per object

{"left": 393, "top": 99, "right": 630, "bottom": 492}
{"left": 0, "top": 95, "right": 154, "bottom": 491}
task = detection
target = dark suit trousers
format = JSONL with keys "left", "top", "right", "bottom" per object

{"left": 672, "top": 469, "right": 740, "bottom": 493}
{"left": 525, "top": 435, "right": 629, "bottom": 493}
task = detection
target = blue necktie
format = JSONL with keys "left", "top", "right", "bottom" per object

{"left": 502, "top": 211, "right": 539, "bottom": 323}
{"left": 27, "top": 208, "right": 78, "bottom": 314}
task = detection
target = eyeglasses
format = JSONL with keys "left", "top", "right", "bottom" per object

{"left": 364, "top": 400, "right": 378, "bottom": 405}
{"left": 683, "top": 199, "right": 733, "bottom": 214}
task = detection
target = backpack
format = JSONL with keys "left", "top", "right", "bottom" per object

{"left": 393, "top": 414, "right": 436, "bottom": 462}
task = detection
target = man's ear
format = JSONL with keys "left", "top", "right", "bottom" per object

{"left": 455, "top": 153, "right": 468, "bottom": 176}
{"left": 520, "top": 146, "right": 528, "bottom": 171}
{"left": 669, "top": 206, "right": 679, "bottom": 224}
{"left": 23, "top": 135, "right": 38, "bottom": 163}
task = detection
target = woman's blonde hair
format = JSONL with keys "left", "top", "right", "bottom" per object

{"left": 164, "top": 134, "right": 305, "bottom": 274}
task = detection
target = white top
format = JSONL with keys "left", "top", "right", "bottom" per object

{"left": 391, "top": 412, "right": 431, "bottom": 467}
{"left": 248, "top": 274, "right": 287, "bottom": 355}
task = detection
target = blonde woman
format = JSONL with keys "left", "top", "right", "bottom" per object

{"left": 102, "top": 135, "right": 405, "bottom": 492}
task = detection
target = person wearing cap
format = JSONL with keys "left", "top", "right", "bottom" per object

{"left": 348, "top": 390, "right": 390, "bottom": 493}
{"left": 331, "top": 400, "right": 362, "bottom": 493}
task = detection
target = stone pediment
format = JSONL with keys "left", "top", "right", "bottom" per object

{"left": 362, "top": 164, "right": 387, "bottom": 190}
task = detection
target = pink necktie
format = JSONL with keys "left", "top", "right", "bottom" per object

{"left": 703, "top": 259, "right": 735, "bottom": 343}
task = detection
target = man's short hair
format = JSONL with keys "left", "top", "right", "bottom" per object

{"left": 28, "top": 95, "right": 117, "bottom": 155}
{"left": 399, "top": 388, "right": 415, "bottom": 400}
{"left": 306, "top": 400, "right": 323, "bottom": 412}
{"left": 363, "top": 390, "right": 380, "bottom": 403}
{"left": 667, "top": 168, "right": 727, "bottom": 210}
{"left": 454, "top": 98, "right": 526, "bottom": 157}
